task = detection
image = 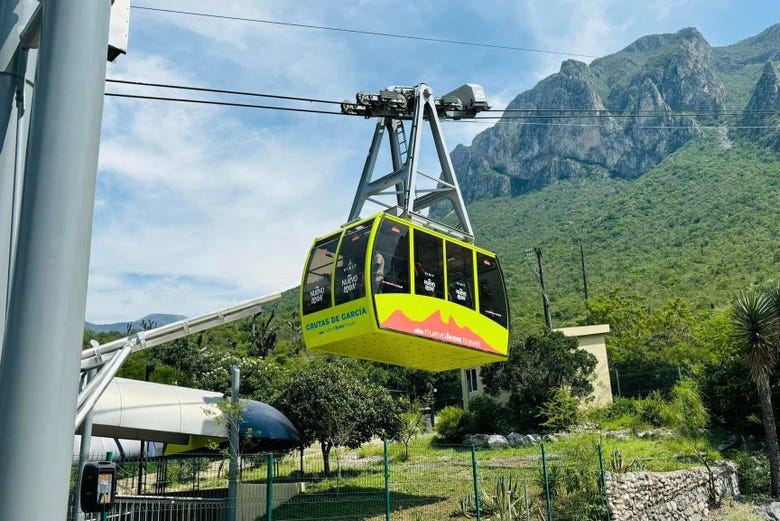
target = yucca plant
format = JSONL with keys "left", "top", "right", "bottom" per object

{"left": 732, "top": 289, "right": 780, "bottom": 497}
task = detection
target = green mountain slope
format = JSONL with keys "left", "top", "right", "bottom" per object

{"left": 468, "top": 131, "right": 780, "bottom": 335}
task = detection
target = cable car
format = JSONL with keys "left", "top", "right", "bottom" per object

{"left": 301, "top": 212, "right": 508, "bottom": 371}
{"left": 300, "top": 83, "right": 509, "bottom": 371}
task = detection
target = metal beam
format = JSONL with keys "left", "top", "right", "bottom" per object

{"left": 0, "top": 0, "right": 38, "bottom": 360}
{"left": 80, "top": 293, "right": 282, "bottom": 369}
{"left": 345, "top": 84, "right": 477, "bottom": 241}
{"left": 76, "top": 293, "right": 281, "bottom": 430}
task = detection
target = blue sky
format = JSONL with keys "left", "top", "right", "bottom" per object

{"left": 87, "top": 0, "right": 780, "bottom": 322}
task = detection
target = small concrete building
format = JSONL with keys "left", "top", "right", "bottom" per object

{"left": 461, "top": 324, "right": 612, "bottom": 409}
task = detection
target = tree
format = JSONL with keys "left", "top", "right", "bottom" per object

{"left": 244, "top": 310, "right": 278, "bottom": 358}
{"left": 731, "top": 289, "right": 780, "bottom": 497}
{"left": 480, "top": 330, "right": 596, "bottom": 431}
{"left": 271, "top": 359, "right": 401, "bottom": 475}
{"left": 586, "top": 294, "right": 707, "bottom": 396}
{"left": 393, "top": 398, "right": 425, "bottom": 460}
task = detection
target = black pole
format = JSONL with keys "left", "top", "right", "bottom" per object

{"left": 136, "top": 441, "right": 145, "bottom": 495}
{"left": 535, "top": 248, "right": 552, "bottom": 329}
{"left": 580, "top": 244, "right": 589, "bottom": 301}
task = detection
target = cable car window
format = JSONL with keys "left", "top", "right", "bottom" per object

{"left": 372, "top": 219, "right": 410, "bottom": 294}
{"left": 447, "top": 242, "right": 475, "bottom": 309}
{"left": 303, "top": 234, "right": 340, "bottom": 315}
{"left": 334, "top": 224, "right": 371, "bottom": 305}
{"left": 477, "top": 253, "right": 508, "bottom": 327}
{"left": 413, "top": 230, "right": 444, "bottom": 299}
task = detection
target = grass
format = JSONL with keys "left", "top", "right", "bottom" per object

{"left": 109, "top": 431, "right": 733, "bottom": 520}
{"left": 712, "top": 499, "right": 764, "bottom": 520}
{"left": 243, "top": 432, "right": 712, "bottom": 520}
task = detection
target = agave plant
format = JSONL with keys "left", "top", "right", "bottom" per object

{"left": 480, "top": 475, "right": 523, "bottom": 521}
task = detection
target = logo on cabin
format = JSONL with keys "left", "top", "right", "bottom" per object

{"left": 380, "top": 309, "right": 500, "bottom": 354}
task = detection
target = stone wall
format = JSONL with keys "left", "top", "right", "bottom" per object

{"left": 606, "top": 462, "right": 739, "bottom": 521}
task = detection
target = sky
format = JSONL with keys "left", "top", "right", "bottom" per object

{"left": 87, "top": 0, "right": 780, "bottom": 323}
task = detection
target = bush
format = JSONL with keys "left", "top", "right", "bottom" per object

{"left": 537, "top": 388, "right": 581, "bottom": 432}
{"left": 466, "top": 395, "right": 509, "bottom": 433}
{"left": 434, "top": 405, "right": 468, "bottom": 442}
{"left": 733, "top": 450, "right": 770, "bottom": 496}
{"left": 637, "top": 391, "right": 667, "bottom": 427}
{"left": 586, "top": 397, "right": 639, "bottom": 429}
{"left": 662, "top": 378, "right": 709, "bottom": 437}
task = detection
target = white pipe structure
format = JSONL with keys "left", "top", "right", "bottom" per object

{"left": 76, "top": 293, "right": 282, "bottom": 429}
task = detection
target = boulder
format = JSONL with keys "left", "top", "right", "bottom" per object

{"left": 487, "top": 435, "right": 509, "bottom": 448}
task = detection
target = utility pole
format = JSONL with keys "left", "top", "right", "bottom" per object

{"left": 534, "top": 248, "right": 552, "bottom": 330}
{"left": 580, "top": 244, "right": 589, "bottom": 301}
{"left": 227, "top": 365, "right": 240, "bottom": 521}
{"left": 0, "top": 3, "right": 111, "bottom": 520}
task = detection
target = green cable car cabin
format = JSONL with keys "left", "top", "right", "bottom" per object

{"left": 300, "top": 213, "right": 509, "bottom": 371}
{"left": 300, "top": 83, "right": 510, "bottom": 371}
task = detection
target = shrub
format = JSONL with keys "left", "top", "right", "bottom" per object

{"left": 637, "top": 391, "right": 667, "bottom": 427}
{"left": 662, "top": 378, "right": 709, "bottom": 437}
{"left": 434, "top": 405, "right": 468, "bottom": 442}
{"left": 466, "top": 395, "right": 509, "bottom": 433}
{"left": 733, "top": 449, "right": 770, "bottom": 496}
{"left": 538, "top": 388, "right": 581, "bottom": 432}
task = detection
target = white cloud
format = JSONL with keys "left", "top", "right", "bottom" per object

{"left": 90, "top": 45, "right": 359, "bottom": 321}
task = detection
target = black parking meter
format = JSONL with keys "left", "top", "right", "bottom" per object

{"left": 80, "top": 461, "right": 117, "bottom": 513}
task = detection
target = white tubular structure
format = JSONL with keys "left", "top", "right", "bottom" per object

{"left": 76, "top": 293, "right": 282, "bottom": 430}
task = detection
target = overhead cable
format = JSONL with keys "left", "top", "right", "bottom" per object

{"left": 106, "top": 93, "right": 779, "bottom": 129}
{"left": 105, "top": 92, "right": 353, "bottom": 116}
{"left": 132, "top": 5, "right": 598, "bottom": 59}
{"left": 108, "top": 78, "right": 779, "bottom": 118}
{"left": 107, "top": 78, "right": 346, "bottom": 106}
{"left": 452, "top": 120, "right": 779, "bottom": 130}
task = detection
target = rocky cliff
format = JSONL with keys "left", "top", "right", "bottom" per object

{"left": 452, "top": 24, "right": 780, "bottom": 204}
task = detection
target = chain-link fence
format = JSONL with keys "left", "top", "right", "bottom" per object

{"left": 610, "top": 366, "right": 686, "bottom": 398}
{"left": 68, "top": 439, "right": 700, "bottom": 521}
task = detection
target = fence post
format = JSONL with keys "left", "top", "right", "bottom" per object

{"left": 471, "top": 444, "right": 481, "bottom": 521}
{"left": 384, "top": 439, "right": 391, "bottom": 521}
{"left": 266, "top": 453, "right": 274, "bottom": 521}
{"left": 541, "top": 443, "right": 552, "bottom": 521}
{"left": 597, "top": 444, "right": 611, "bottom": 521}
{"left": 523, "top": 479, "right": 530, "bottom": 521}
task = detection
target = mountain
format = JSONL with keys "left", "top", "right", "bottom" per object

{"left": 85, "top": 313, "right": 186, "bottom": 334}
{"left": 452, "top": 24, "right": 780, "bottom": 204}
{"left": 468, "top": 131, "right": 780, "bottom": 333}
{"left": 428, "top": 24, "right": 780, "bottom": 332}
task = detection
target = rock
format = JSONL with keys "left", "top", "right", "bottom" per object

{"left": 608, "top": 431, "right": 630, "bottom": 441}
{"left": 757, "top": 501, "right": 780, "bottom": 521}
{"left": 450, "top": 27, "right": 725, "bottom": 207}
{"left": 487, "top": 435, "right": 509, "bottom": 448}
{"left": 463, "top": 434, "right": 489, "bottom": 447}
{"left": 506, "top": 432, "right": 525, "bottom": 446}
